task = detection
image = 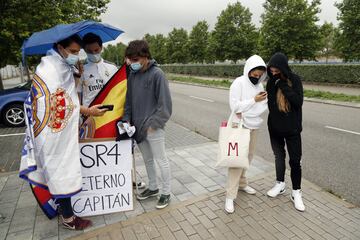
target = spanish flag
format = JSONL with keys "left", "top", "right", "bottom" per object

{"left": 79, "top": 64, "right": 127, "bottom": 139}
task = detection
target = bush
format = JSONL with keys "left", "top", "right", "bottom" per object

{"left": 161, "top": 64, "right": 360, "bottom": 85}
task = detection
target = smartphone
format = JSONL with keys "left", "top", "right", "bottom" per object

{"left": 98, "top": 104, "right": 114, "bottom": 111}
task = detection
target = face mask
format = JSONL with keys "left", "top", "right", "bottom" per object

{"left": 273, "top": 73, "right": 281, "bottom": 80}
{"left": 130, "top": 62, "right": 142, "bottom": 72}
{"left": 87, "top": 53, "right": 102, "bottom": 63}
{"left": 65, "top": 53, "right": 79, "bottom": 66}
{"left": 249, "top": 76, "right": 259, "bottom": 85}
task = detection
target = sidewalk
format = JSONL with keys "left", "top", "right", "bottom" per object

{"left": 0, "top": 132, "right": 273, "bottom": 240}
{"left": 71, "top": 173, "right": 360, "bottom": 240}
{"left": 1, "top": 120, "right": 359, "bottom": 240}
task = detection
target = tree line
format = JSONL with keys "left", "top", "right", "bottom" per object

{"left": 103, "top": 0, "right": 360, "bottom": 64}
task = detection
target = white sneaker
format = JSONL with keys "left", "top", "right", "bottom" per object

{"left": 239, "top": 186, "right": 257, "bottom": 195}
{"left": 291, "top": 190, "right": 305, "bottom": 212}
{"left": 225, "top": 198, "right": 234, "bottom": 213}
{"left": 267, "top": 181, "right": 286, "bottom": 198}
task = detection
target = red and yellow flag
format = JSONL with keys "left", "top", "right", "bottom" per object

{"left": 79, "top": 64, "right": 127, "bottom": 139}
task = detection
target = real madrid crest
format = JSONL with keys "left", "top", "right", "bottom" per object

{"left": 48, "top": 88, "right": 75, "bottom": 133}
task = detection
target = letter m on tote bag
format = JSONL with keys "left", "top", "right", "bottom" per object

{"left": 216, "top": 118, "right": 250, "bottom": 169}
{"left": 228, "top": 142, "right": 239, "bottom": 156}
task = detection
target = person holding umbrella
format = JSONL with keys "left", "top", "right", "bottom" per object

{"left": 20, "top": 20, "right": 124, "bottom": 229}
{"left": 20, "top": 34, "right": 93, "bottom": 230}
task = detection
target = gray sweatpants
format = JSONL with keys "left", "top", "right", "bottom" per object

{"left": 137, "top": 128, "right": 171, "bottom": 195}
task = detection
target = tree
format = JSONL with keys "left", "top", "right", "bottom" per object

{"left": 259, "top": 0, "right": 322, "bottom": 62}
{"left": 319, "top": 22, "right": 338, "bottom": 63}
{"left": 166, "top": 28, "right": 189, "bottom": 64}
{"left": 212, "top": 2, "right": 258, "bottom": 63}
{"left": 335, "top": 0, "right": 360, "bottom": 62}
{"left": 205, "top": 31, "right": 217, "bottom": 64}
{"left": 102, "top": 42, "right": 127, "bottom": 66}
{"left": 0, "top": 0, "right": 110, "bottom": 89}
{"left": 144, "top": 34, "right": 167, "bottom": 64}
{"left": 188, "top": 21, "right": 209, "bottom": 63}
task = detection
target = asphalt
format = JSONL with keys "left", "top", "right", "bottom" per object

{"left": 168, "top": 73, "right": 360, "bottom": 96}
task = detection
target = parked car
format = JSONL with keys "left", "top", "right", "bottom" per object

{"left": 0, "top": 81, "right": 31, "bottom": 127}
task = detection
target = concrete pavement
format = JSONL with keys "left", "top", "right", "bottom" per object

{"left": 0, "top": 120, "right": 274, "bottom": 240}
{"left": 0, "top": 119, "right": 359, "bottom": 239}
{"left": 70, "top": 172, "right": 360, "bottom": 240}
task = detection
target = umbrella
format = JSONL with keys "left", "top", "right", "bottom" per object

{"left": 22, "top": 20, "right": 124, "bottom": 56}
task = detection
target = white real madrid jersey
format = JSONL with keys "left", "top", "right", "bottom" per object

{"left": 78, "top": 59, "right": 118, "bottom": 107}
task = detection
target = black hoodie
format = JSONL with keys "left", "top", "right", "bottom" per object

{"left": 266, "top": 53, "right": 303, "bottom": 135}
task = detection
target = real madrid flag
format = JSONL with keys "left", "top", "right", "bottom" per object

{"left": 19, "top": 49, "right": 83, "bottom": 218}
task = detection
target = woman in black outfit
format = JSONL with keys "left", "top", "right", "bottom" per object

{"left": 266, "top": 52, "right": 305, "bottom": 212}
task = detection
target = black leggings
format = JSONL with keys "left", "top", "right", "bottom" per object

{"left": 269, "top": 132, "right": 302, "bottom": 190}
{"left": 57, "top": 197, "right": 74, "bottom": 218}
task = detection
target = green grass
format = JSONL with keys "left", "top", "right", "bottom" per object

{"left": 168, "top": 74, "right": 360, "bottom": 103}
{"left": 168, "top": 75, "right": 232, "bottom": 88}
{"left": 303, "top": 89, "right": 360, "bottom": 102}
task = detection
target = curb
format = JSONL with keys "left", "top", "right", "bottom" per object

{"left": 170, "top": 80, "right": 360, "bottom": 109}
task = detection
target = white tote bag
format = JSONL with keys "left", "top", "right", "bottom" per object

{"left": 215, "top": 112, "right": 251, "bottom": 169}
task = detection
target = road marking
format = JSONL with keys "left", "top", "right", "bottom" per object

{"left": 325, "top": 126, "right": 360, "bottom": 136}
{"left": 0, "top": 133, "right": 25, "bottom": 137}
{"left": 189, "top": 95, "right": 215, "bottom": 103}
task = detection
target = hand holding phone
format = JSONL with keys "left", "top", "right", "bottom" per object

{"left": 255, "top": 91, "right": 267, "bottom": 102}
{"left": 98, "top": 104, "right": 114, "bottom": 111}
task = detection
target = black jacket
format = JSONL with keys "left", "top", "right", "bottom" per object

{"left": 266, "top": 53, "right": 303, "bottom": 135}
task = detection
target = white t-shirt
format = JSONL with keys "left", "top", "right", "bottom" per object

{"left": 77, "top": 59, "right": 118, "bottom": 107}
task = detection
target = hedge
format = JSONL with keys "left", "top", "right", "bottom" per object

{"left": 161, "top": 64, "right": 360, "bottom": 85}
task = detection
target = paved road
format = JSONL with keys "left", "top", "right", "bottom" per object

{"left": 168, "top": 73, "right": 360, "bottom": 96}
{"left": 169, "top": 82, "right": 360, "bottom": 205}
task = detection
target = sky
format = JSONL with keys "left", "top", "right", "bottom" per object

{"left": 101, "top": 0, "right": 339, "bottom": 45}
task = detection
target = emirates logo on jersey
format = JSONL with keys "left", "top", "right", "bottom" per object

{"left": 88, "top": 79, "right": 104, "bottom": 92}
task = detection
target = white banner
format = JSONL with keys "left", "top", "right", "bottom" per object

{"left": 72, "top": 140, "right": 133, "bottom": 217}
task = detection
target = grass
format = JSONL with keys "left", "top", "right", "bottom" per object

{"left": 167, "top": 74, "right": 360, "bottom": 103}
{"left": 168, "top": 75, "right": 232, "bottom": 88}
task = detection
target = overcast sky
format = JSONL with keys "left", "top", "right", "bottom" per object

{"left": 101, "top": 0, "right": 339, "bottom": 44}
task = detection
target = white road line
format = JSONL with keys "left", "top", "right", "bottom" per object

{"left": 189, "top": 95, "right": 215, "bottom": 103}
{"left": 0, "top": 133, "right": 25, "bottom": 137}
{"left": 325, "top": 126, "right": 360, "bottom": 136}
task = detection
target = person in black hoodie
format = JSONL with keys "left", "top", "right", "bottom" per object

{"left": 265, "top": 52, "right": 305, "bottom": 212}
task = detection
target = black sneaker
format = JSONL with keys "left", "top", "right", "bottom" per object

{"left": 137, "top": 188, "right": 159, "bottom": 200}
{"left": 156, "top": 194, "right": 171, "bottom": 209}
{"left": 133, "top": 181, "right": 146, "bottom": 189}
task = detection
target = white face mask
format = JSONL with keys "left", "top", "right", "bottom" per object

{"left": 87, "top": 53, "right": 102, "bottom": 63}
